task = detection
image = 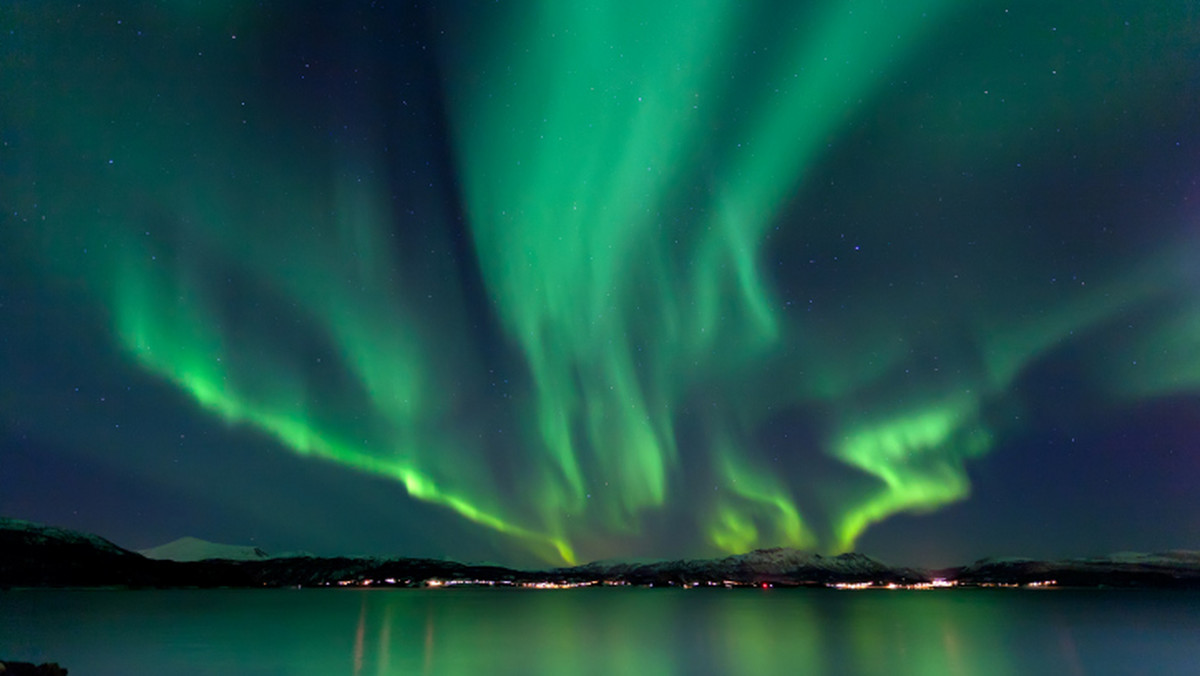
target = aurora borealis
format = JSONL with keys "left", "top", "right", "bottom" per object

{"left": 2, "top": 1, "right": 1198, "bottom": 566}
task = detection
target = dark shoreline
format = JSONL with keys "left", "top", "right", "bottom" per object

{"left": 5, "top": 518, "right": 1200, "bottom": 591}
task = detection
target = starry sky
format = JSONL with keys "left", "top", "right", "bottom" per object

{"left": 2, "top": 1, "right": 1199, "bottom": 568}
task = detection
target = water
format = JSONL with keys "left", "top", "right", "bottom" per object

{"left": 3, "top": 588, "right": 1199, "bottom": 675}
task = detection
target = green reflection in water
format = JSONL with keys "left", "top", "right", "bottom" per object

{"left": 4, "top": 589, "right": 1200, "bottom": 675}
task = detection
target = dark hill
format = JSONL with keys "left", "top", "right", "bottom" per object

{"left": 4, "top": 518, "right": 1200, "bottom": 589}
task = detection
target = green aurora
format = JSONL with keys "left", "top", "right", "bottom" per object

{"left": 3, "top": 1, "right": 1198, "bottom": 564}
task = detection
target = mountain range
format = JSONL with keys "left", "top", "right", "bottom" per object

{"left": 4, "top": 518, "right": 1200, "bottom": 589}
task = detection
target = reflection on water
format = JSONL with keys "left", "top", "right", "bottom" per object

{"left": 2, "top": 588, "right": 1199, "bottom": 675}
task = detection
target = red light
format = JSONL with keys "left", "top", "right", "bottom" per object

{"left": 761, "top": 583, "right": 769, "bottom": 589}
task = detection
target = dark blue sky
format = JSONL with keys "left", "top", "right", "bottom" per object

{"left": 2, "top": 1, "right": 1198, "bottom": 567}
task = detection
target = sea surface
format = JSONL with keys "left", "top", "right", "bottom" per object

{"left": 3, "top": 587, "right": 1199, "bottom": 675}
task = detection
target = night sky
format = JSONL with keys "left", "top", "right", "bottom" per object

{"left": 2, "top": 1, "right": 1199, "bottom": 568}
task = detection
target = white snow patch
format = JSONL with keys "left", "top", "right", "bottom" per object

{"left": 139, "top": 536, "right": 270, "bottom": 562}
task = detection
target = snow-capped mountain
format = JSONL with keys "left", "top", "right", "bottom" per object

{"left": 139, "top": 536, "right": 271, "bottom": 562}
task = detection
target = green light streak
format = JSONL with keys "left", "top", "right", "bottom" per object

{"left": 444, "top": 1, "right": 741, "bottom": 530}
{"left": 831, "top": 400, "right": 992, "bottom": 552}
{"left": 699, "top": 1, "right": 959, "bottom": 343}
{"left": 111, "top": 218, "right": 578, "bottom": 564}
{"left": 1108, "top": 304, "right": 1200, "bottom": 399}
{"left": 443, "top": 0, "right": 964, "bottom": 556}
{"left": 707, "top": 437, "right": 814, "bottom": 554}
